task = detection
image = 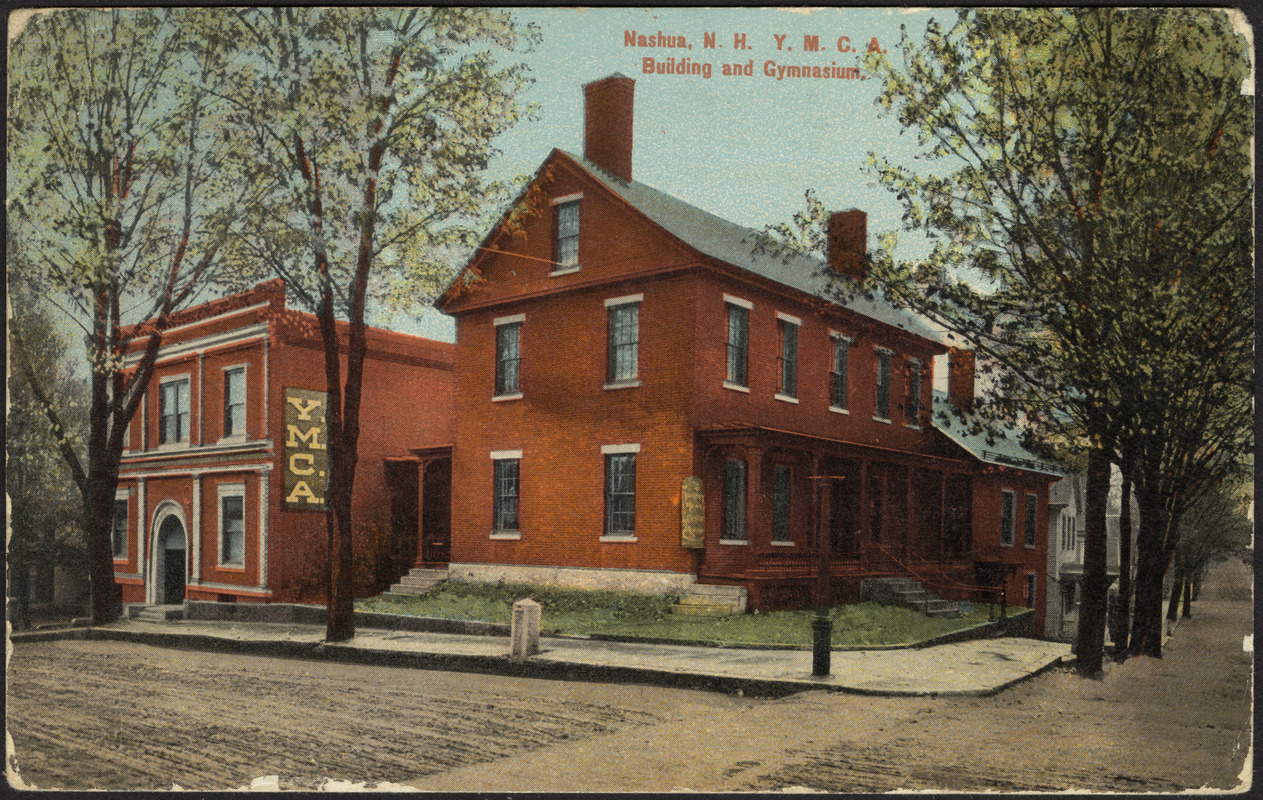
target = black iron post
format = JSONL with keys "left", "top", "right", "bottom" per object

{"left": 812, "top": 613, "right": 832, "bottom": 676}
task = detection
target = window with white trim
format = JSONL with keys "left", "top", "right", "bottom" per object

{"left": 777, "top": 315, "right": 799, "bottom": 400}
{"left": 219, "top": 484, "right": 246, "bottom": 566}
{"left": 223, "top": 366, "right": 246, "bottom": 438}
{"left": 554, "top": 198, "right": 580, "bottom": 269}
{"left": 725, "top": 301, "right": 749, "bottom": 388}
{"left": 830, "top": 333, "right": 850, "bottom": 411}
{"left": 112, "top": 495, "right": 129, "bottom": 559}
{"left": 606, "top": 297, "right": 640, "bottom": 384}
{"left": 905, "top": 359, "right": 923, "bottom": 426}
{"left": 604, "top": 452, "right": 637, "bottom": 536}
{"left": 159, "top": 376, "right": 190, "bottom": 445}
{"left": 723, "top": 459, "right": 747, "bottom": 541}
{"left": 874, "top": 349, "right": 892, "bottom": 420}
{"left": 492, "top": 454, "right": 520, "bottom": 533}
{"left": 1000, "top": 490, "right": 1017, "bottom": 546}
{"left": 494, "top": 317, "right": 523, "bottom": 397}
{"left": 1024, "top": 493, "right": 1038, "bottom": 548}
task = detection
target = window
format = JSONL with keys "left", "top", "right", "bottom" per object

{"left": 554, "top": 199, "right": 580, "bottom": 269}
{"left": 777, "top": 315, "right": 799, "bottom": 400}
{"left": 1061, "top": 581, "right": 1076, "bottom": 615}
{"left": 223, "top": 366, "right": 246, "bottom": 438}
{"left": 1024, "top": 493, "right": 1038, "bottom": 548}
{"left": 1000, "top": 490, "right": 1016, "bottom": 546}
{"left": 606, "top": 299, "right": 640, "bottom": 384}
{"left": 906, "top": 359, "right": 922, "bottom": 426}
{"left": 723, "top": 459, "right": 747, "bottom": 541}
{"left": 1026, "top": 572, "right": 1037, "bottom": 608}
{"left": 604, "top": 453, "right": 637, "bottom": 536}
{"left": 772, "top": 465, "right": 792, "bottom": 542}
{"left": 159, "top": 377, "right": 190, "bottom": 444}
{"left": 724, "top": 298, "right": 750, "bottom": 388}
{"left": 830, "top": 334, "right": 850, "bottom": 411}
{"left": 112, "top": 498, "right": 128, "bottom": 559}
{"left": 874, "top": 349, "right": 892, "bottom": 420}
{"left": 219, "top": 486, "right": 245, "bottom": 566}
{"left": 494, "top": 318, "right": 522, "bottom": 397}
{"left": 493, "top": 457, "right": 520, "bottom": 532}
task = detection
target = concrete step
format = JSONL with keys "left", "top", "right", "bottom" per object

{"left": 388, "top": 567, "right": 449, "bottom": 596}
{"left": 134, "top": 605, "right": 184, "bottom": 623}
{"left": 669, "top": 602, "right": 736, "bottom": 617}
{"left": 863, "top": 577, "right": 961, "bottom": 618}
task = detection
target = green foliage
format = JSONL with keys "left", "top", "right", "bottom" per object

{"left": 357, "top": 584, "right": 1000, "bottom": 646}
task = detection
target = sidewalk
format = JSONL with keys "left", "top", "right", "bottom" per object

{"left": 54, "top": 616, "right": 1072, "bottom": 697}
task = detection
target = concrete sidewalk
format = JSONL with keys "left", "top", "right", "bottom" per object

{"left": 57, "top": 616, "right": 1073, "bottom": 698}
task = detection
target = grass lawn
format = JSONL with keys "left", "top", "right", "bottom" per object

{"left": 355, "top": 581, "right": 1013, "bottom": 647}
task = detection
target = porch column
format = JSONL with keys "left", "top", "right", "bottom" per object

{"left": 259, "top": 466, "right": 271, "bottom": 589}
{"left": 191, "top": 475, "right": 201, "bottom": 582}
{"left": 857, "top": 460, "right": 869, "bottom": 570}
{"left": 745, "top": 446, "right": 764, "bottom": 546}
{"left": 414, "top": 459, "right": 428, "bottom": 568}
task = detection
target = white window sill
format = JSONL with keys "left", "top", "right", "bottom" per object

{"left": 604, "top": 380, "right": 642, "bottom": 390}
{"left": 490, "top": 531, "right": 522, "bottom": 540}
{"left": 829, "top": 406, "right": 850, "bottom": 415}
{"left": 904, "top": 423, "right": 921, "bottom": 430}
{"left": 492, "top": 393, "right": 524, "bottom": 403}
{"left": 774, "top": 393, "right": 799, "bottom": 404}
{"left": 719, "top": 538, "right": 748, "bottom": 545}
{"left": 872, "top": 416, "right": 892, "bottom": 425}
{"left": 1000, "top": 541, "right": 1014, "bottom": 548}
{"left": 217, "top": 564, "right": 247, "bottom": 572}
{"left": 769, "top": 540, "right": 795, "bottom": 547}
{"left": 722, "top": 381, "right": 750, "bottom": 394}
{"left": 113, "top": 556, "right": 129, "bottom": 563}
{"left": 218, "top": 434, "right": 249, "bottom": 445}
{"left": 599, "top": 535, "right": 638, "bottom": 543}
{"left": 1025, "top": 543, "right": 1037, "bottom": 550}
{"left": 550, "top": 266, "right": 581, "bottom": 276}
{"left": 156, "top": 441, "right": 191, "bottom": 452}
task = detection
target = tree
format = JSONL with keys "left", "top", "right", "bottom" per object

{"left": 847, "top": 8, "right": 1251, "bottom": 676}
{"left": 7, "top": 8, "right": 256, "bottom": 623}
{"left": 217, "top": 7, "right": 537, "bottom": 641}
{"left": 7, "top": 287, "right": 89, "bottom": 628}
{"left": 1164, "top": 479, "right": 1252, "bottom": 622}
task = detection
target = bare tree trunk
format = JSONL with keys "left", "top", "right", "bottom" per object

{"left": 1076, "top": 443, "right": 1111, "bottom": 678}
{"left": 1130, "top": 493, "right": 1180, "bottom": 658}
{"left": 1112, "top": 474, "right": 1133, "bottom": 654}
{"left": 1180, "top": 575, "right": 1192, "bottom": 618}
{"left": 1166, "top": 569, "right": 1183, "bottom": 625}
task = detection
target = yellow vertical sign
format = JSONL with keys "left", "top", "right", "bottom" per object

{"left": 284, "top": 388, "right": 328, "bottom": 510}
{"left": 681, "top": 476, "right": 704, "bottom": 548}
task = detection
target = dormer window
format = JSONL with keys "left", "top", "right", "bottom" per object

{"left": 552, "top": 194, "right": 582, "bottom": 274}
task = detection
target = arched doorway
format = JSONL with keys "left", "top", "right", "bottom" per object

{"left": 157, "top": 514, "right": 187, "bottom": 605}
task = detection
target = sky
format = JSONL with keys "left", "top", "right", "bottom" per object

{"left": 393, "top": 6, "right": 944, "bottom": 342}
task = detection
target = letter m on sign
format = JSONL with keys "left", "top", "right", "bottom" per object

{"left": 803, "top": 35, "right": 819, "bottom": 52}
{"left": 284, "top": 387, "right": 329, "bottom": 509}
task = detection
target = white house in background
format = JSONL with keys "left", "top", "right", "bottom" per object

{"left": 1044, "top": 465, "right": 1135, "bottom": 642}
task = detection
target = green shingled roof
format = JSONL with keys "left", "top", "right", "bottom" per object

{"left": 930, "top": 392, "right": 1064, "bottom": 477}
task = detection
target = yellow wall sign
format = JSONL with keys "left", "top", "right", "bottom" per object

{"left": 681, "top": 476, "right": 704, "bottom": 548}
{"left": 284, "top": 387, "right": 328, "bottom": 510}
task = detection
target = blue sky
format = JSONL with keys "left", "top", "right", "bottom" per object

{"left": 395, "top": 6, "right": 943, "bottom": 342}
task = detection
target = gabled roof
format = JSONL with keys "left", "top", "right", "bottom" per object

{"left": 562, "top": 151, "right": 943, "bottom": 343}
{"left": 931, "top": 392, "right": 1064, "bottom": 478}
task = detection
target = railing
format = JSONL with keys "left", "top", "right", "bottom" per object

{"left": 870, "top": 542, "right": 1007, "bottom": 614}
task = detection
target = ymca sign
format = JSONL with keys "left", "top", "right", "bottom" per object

{"left": 284, "top": 387, "right": 328, "bottom": 509}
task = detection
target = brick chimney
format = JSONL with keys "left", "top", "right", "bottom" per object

{"left": 827, "top": 209, "right": 867, "bottom": 281}
{"left": 947, "top": 347, "right": 976, "bottom": 414}
{"left": 584, "top": 73, "right": 635, "bottom": 182}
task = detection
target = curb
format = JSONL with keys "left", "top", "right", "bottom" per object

{"left": 11, "top": 624, "right": 1065, "bottom": 700}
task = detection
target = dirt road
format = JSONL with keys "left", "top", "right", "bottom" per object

{"left": 7, "top": 559, "right": 1252, "bottom": 792}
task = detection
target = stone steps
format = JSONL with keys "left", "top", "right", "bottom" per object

{"left": 388, "top": 567, "right": 449, "bottom": 597}
{"left": 132, "top": 604, "right": 185, "bottom": 623}
{"left": 670, "top": 583, "right": 747, "bottom": 616}
{"left": 862, "top": 577, "right": 961, "bottom": 618}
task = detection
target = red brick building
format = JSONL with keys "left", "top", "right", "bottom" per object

{"left": 435, "top": 74, "right": 1060, "bottom": 627}
{"left": 112, "top": 279, "right": 454, "bottom": 606}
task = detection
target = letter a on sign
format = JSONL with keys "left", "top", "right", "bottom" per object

{"left": 284, "top": 387, "right": 328, "bottom": 509}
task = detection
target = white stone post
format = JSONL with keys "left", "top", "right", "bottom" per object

{"left": 510, "top": 598, "right": 541, "bottom": 661}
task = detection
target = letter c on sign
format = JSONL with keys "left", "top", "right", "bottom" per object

{"left": 289, "top": 453, "right": 315, "bottom": 475}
